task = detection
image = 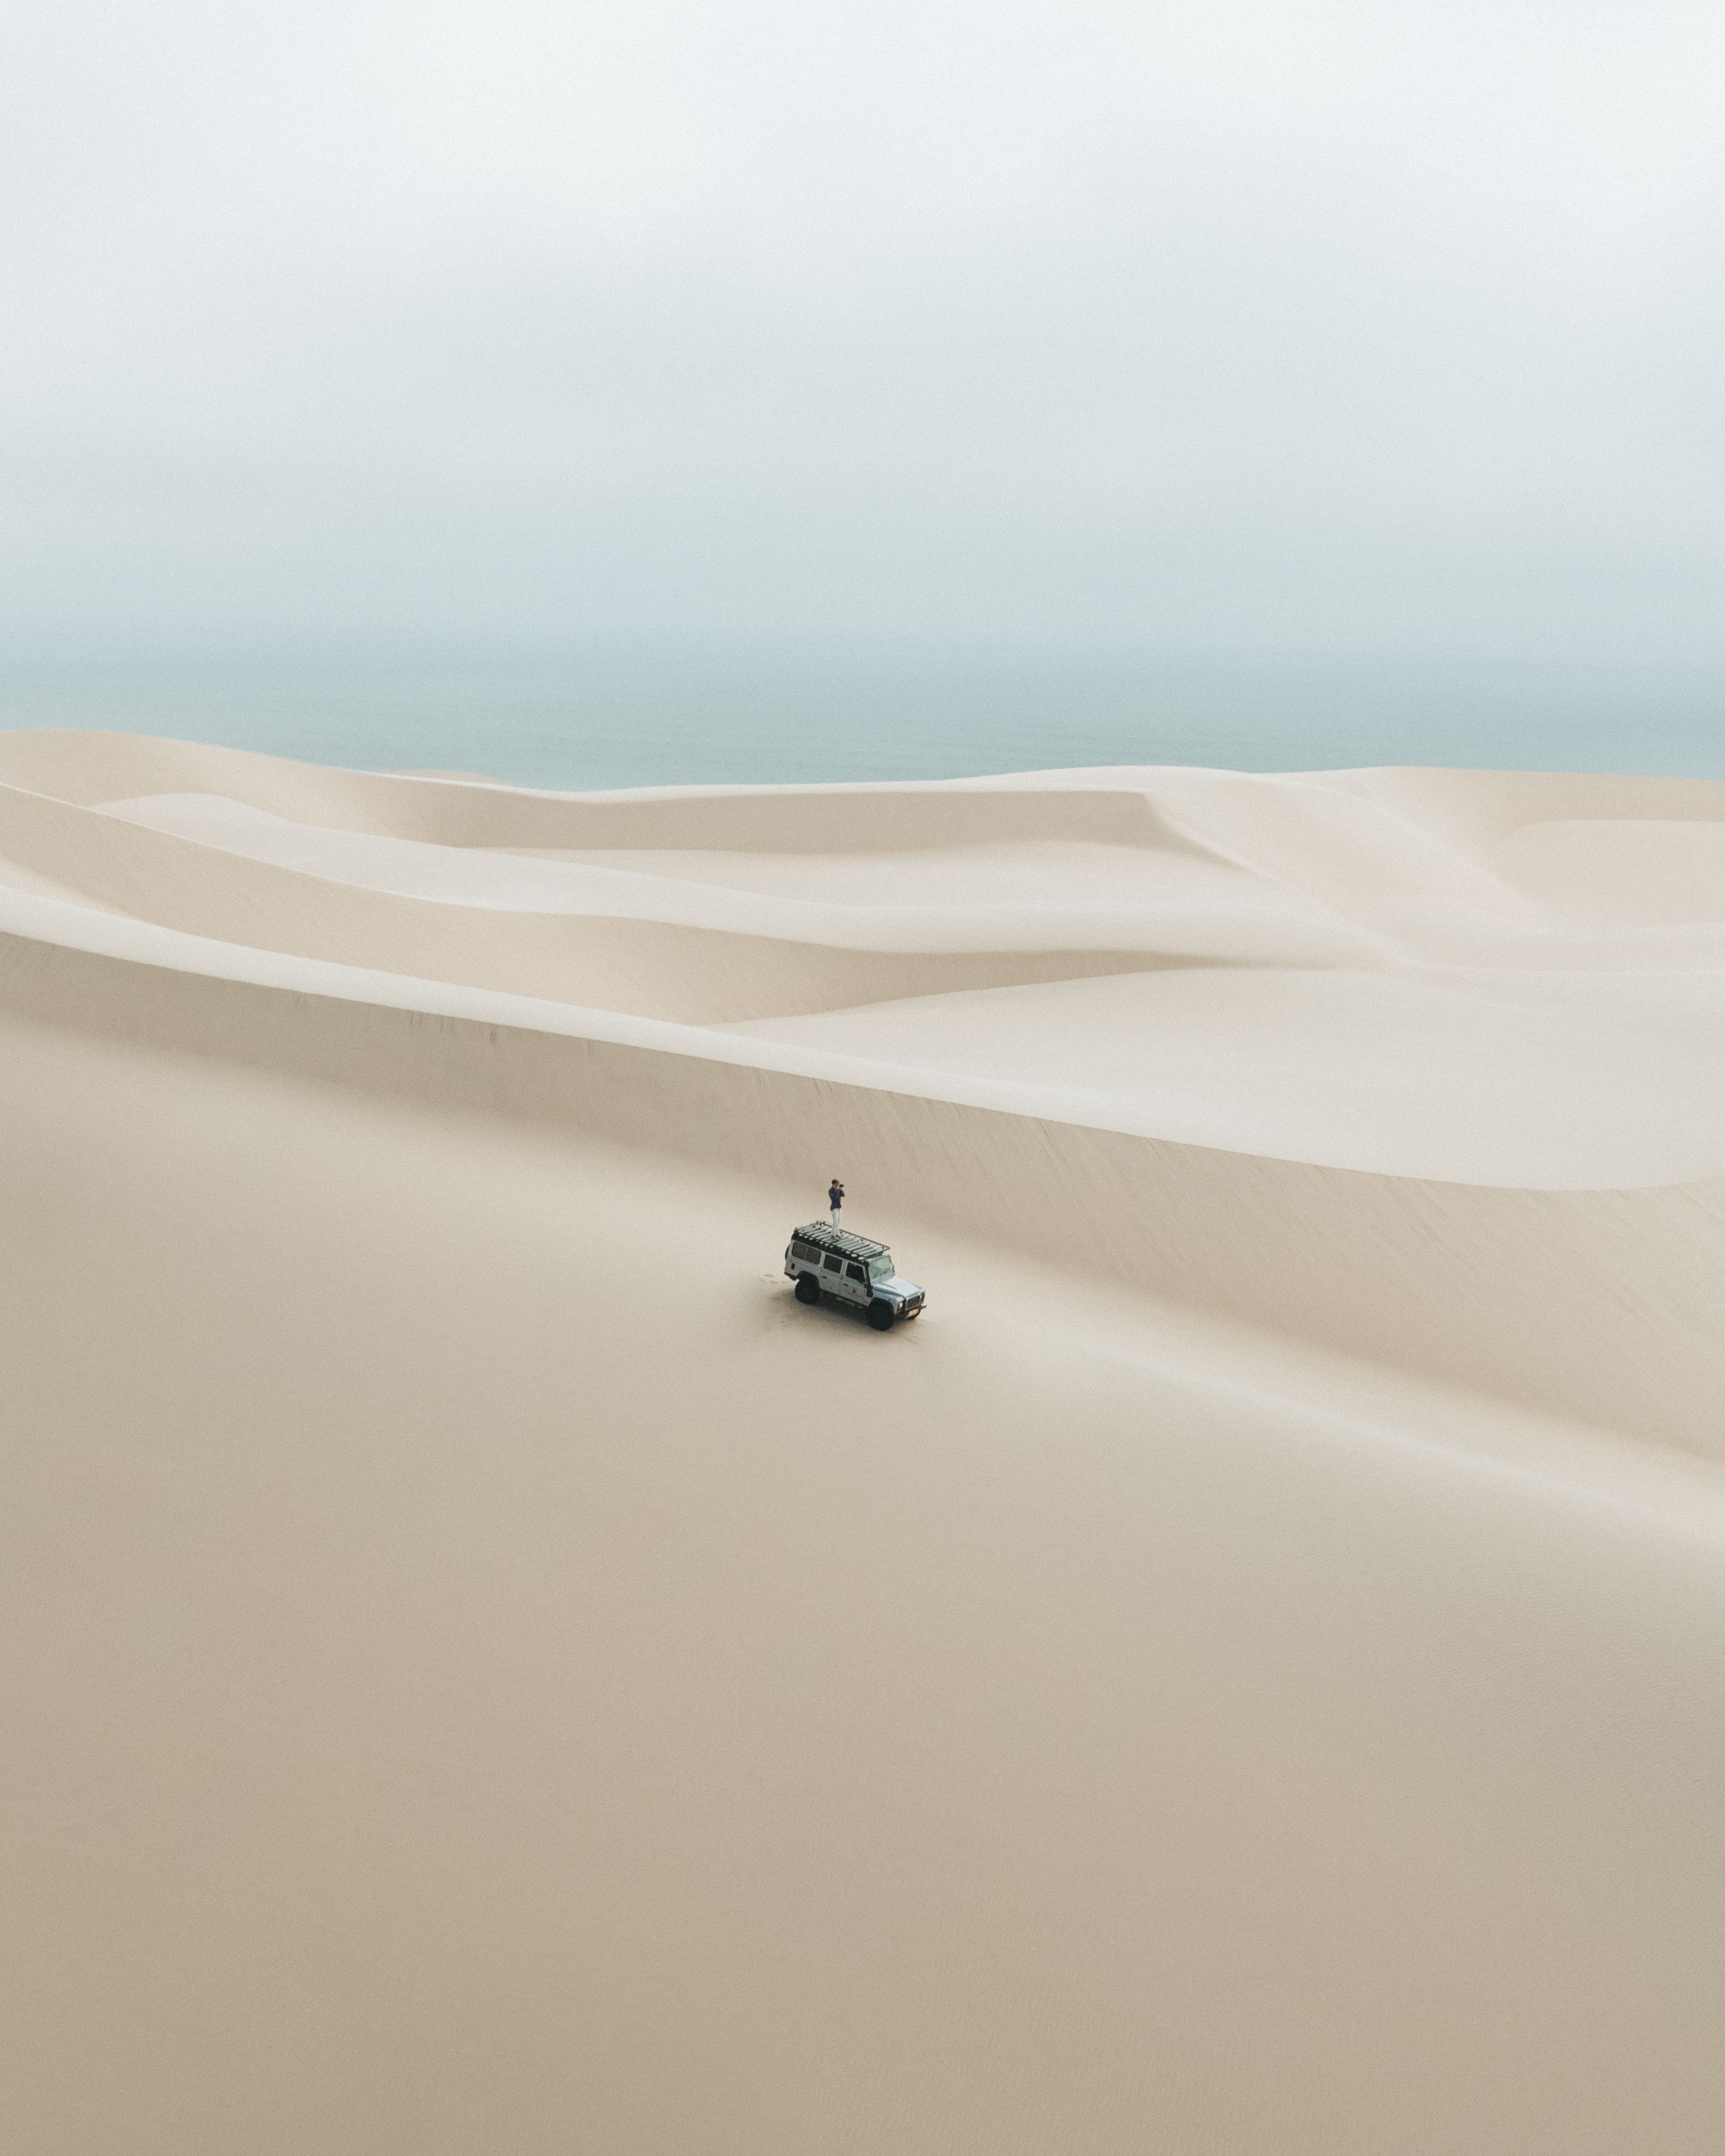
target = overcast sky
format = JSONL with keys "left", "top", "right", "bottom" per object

{"left": 4, "top": 0, "right": 1721, "bottom": 655}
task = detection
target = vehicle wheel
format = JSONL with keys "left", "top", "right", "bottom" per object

{"left": 795, "top": 1273, "right": 821, "bottom": 1305}
{"left": 868, "top": 1300, "right": 895, "bottom": 1331}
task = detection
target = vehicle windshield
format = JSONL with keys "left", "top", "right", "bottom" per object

{"left": 867, "top": 1254, "right": 894, "bottom": 1281}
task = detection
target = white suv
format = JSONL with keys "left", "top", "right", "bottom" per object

{"left": 784, "top": 1223, "right": 926, "bottom": 1330}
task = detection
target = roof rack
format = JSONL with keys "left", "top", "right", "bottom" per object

{"left": 792, "top": 1222, "right": 889, "bottom": 1261}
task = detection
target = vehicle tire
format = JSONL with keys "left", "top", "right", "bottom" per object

{"left": 868, "top": 1300, "right": 895, "bottom": 1331}
{"left": 795, "top": 1273, "right": 821, "bottom": 1305}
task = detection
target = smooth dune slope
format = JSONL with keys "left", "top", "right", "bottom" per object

{"left": 4, "top": 729, "right": 1725, "bottom": 2155}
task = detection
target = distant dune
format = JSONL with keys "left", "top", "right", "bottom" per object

{"left": 5, "top": 730, "right": 1724, "bottom": 2154}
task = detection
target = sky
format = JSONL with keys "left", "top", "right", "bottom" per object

{"left": 3, "top": 0, "right": 1722, "bottom": 656}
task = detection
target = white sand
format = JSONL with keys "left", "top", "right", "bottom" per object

{"left": 4, "top": 730, "right": 1724, "bottom": 2153}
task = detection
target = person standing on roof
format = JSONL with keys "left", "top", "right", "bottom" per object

{"left": 829, "top": 1178, "right": 845, "bottom": 1229}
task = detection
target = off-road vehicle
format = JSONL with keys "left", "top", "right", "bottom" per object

{"left": 784, "top": 1223, "right": 925, "bottom": 1330}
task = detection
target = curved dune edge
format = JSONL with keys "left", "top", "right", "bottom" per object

{"left": 5, "top": 886, "right": 1723, "bottom": 1462}
{"left": 4, "top": 729, "right": 1725, "bottom": 1458}
{"left": 7, "top": 730, "right": 1725, "bottom": 1186}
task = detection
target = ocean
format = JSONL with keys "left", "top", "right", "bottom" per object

{"left": 2, "top": 639, "right": 1723, "bottom": 792}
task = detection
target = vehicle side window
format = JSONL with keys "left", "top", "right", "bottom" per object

{"left": 791, "top": 1240, "right": 818, "bottom": 1262}
{"left": 823, "top": 1254, "right": 842, "bottom": 1273}
{"left": 845, "top": 1262, "right": 865, "bottom": 1282}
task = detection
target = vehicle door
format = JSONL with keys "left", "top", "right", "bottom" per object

{"left": 840, "top": 1259, "right": 872, "bottom": 1306}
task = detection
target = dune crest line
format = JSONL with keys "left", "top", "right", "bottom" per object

{"left": 4, "top": 731, "right": 1724, "bottom": 1457}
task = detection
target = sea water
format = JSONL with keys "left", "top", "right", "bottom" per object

{"left": 1, "top": 639, "right": 1722, "bottom": 792}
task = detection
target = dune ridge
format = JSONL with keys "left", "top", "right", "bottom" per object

{"left": 6, "top": 910, "right": 1724, "bottom": 1461}
{"left": 3, "top": 729, "right": 1724, "bottom": 1452}
{"left": 5, "top": 730, "right": 1725, "bottom": 2154}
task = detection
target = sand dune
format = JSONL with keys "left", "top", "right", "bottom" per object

{"left": 5, "top": 730, "right": 1724, "bottom": 2154}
